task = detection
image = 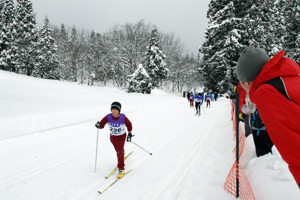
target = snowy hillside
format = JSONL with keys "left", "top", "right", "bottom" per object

{"left": 0, "top": 70, "right": 299, "bottom": 200}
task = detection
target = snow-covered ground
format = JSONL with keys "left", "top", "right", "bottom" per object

{"left": 0, "top": 70, "right": 299, "bottom": 200}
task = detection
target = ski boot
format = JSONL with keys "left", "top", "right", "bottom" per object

{"left": 117, "top": 170, "right": 125, "bottom": 179}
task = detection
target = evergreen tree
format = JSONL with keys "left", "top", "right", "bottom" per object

{"left": 273, "top": 0, "right": 286, "bottom": 52}
{"left": 245, "top": 0, "right": 280, "bottom": 56}
{"left": 200, "top": 0, "right": 244, "bottom": 92}
{"left": 280, "top": 0, "right": 300, "bottom": 64}
{"left": 87, "top": 31, "right": 105, "bottom": 85}
{"left": 77, "top": 29, "right": 88, "bottom": 84}
{"left": 68, "top": 25, "right": 81, "bottom": 82}
{"left": 33, "top": 16, "right": 59, "bottom": 79}
{"left": 200, "top": 0, "right": 280, "bottom": 92}
{"left": 0, "top": 0, "right": 15, "bottom": 71}
{"left": 144, "top": 29, "right": 168, "bottom": 88}
{"left": 11, "top": 0, "right": 39, "bottom": 76}
{"left": 56, "top": 23, "right": 69, "bottom": 80}
{"left": 128, "top": 64, "right": 152, "bottom": 94}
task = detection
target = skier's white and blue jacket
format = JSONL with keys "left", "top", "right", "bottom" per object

{"left": 194, "top": 95, "right": 203, "bottom": 104}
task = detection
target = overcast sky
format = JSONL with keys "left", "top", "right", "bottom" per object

{"left": 31, "top": 0, "right": 211, "bottom": 54}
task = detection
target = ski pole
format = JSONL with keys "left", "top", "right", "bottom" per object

{"left": 201, "top": 103, "right": 205, "bottom": 114}
{"left": 94, "top": 129, "right": 99, "bottom": 172}
{"left": 131, "top": 141, "right": 152, "bottom": 155}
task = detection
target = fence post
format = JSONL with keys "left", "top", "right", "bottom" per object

{"left": 235, "top": 93, "right": 240, "bottom": 198}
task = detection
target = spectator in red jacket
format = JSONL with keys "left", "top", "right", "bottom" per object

{"left": 236, "top": 47, "right": 300, "bottom": 188}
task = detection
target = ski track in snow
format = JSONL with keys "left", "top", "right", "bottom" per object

{"left": 0, "top": 101, "right": 233, "bottom": 200}
{"left": 0, "top": 100, "right": 234, "bottom": 200}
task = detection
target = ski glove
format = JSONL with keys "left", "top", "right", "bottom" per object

{"left": 95, "top": 121, "right": 100, "bottom": 128}
{"left": 127, "top": 132, "right": 135, "bottom": 142}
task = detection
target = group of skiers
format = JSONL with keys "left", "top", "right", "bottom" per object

{"left": 234, "top": 47, "right": 300, "bottom": 189}
{"left": 185, "top": 91, "right": 219, "bottom": 115}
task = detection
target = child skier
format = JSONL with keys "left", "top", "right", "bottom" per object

{"left": 95, "top": 102, "right": 133, "bottom": 179}
{"left": 189, "top": 92, "right": 194, "bottom": 107}
{"left": 187, "top": 91, "right": 190, "bottom": 102}
{"left": 194, "top": 93, "right": 203, "bottom": 116}
{"left": 205, "top": 93, "right": 211, "bottom": 108}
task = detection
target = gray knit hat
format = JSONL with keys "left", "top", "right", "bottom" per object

{"left": 236, "top": 47, "right": 270, "bottom": 82}
{"left": 111, "top": 101, "right": 121, "bottom": 112}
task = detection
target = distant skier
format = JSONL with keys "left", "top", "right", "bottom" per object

{"left": 205, "top": 93, "right": 211, "bottom": 108}
{"left": 214, "top": 92, "right": 218, "bottom": 101}
{"left": 189, "top": 92, "right": 194, "bottom": 107}
{"left": 187, "top": 92, "right": 191, "bottom": 102}
{"left": 95, "top": 102, "right": 133, "bottom": 179}
{"left": 194, "top": 93, "right": 203, "bottom": 116}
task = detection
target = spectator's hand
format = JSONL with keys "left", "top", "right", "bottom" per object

{"left": 95, "top": 121, "right": 100, "bottom": 128}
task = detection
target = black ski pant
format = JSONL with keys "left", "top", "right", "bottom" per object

{"left": 244, "top": 115, "right": 252, "bottom": 137}
{"left": 252, "top": 129, "right": 273, "bottom": 157}
{"left": 195, "top": 102, "right": 201, "bottom": 111}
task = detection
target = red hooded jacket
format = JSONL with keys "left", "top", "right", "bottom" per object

{"left": 249, "top": 50, "right": 300, "bottom": 186}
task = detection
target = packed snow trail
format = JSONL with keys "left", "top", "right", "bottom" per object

{"left": 0, "top": 71, "right": 235, "bottom": 200}
{"left": 0, "top": 100, "right": 235, "bottom": 200}
{"left": 2, "top": 71, "right": 300, "bottom": 200}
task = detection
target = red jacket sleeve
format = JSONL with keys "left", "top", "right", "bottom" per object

{"left": 125, "top": 115, "right": 132, "bottom": 133}
{"left": 99, "top": 115, "right": 108, "bottom": 129}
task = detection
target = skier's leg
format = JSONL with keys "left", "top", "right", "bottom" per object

{"left": 110, "top": 134, "right": 127, "bottom": 170}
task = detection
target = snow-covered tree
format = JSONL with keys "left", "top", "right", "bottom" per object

{"left": 0, "top": 0, "right": 15, "bottom": 71}
{"left": 272, "top": 1, "right": 286, "bottom": 53}
{"left": 86, "top": 31, "right": 105, "bottom": 85}
{"left": 67, "top": 25, "right": 81, "bottom": 82}
{"left": 33, "top": 16, "right": 59, "bottom": 79}
{"left": 200, "top": 0, "right": 280, "bottom": 92}
{"left": 144, "top": 29, "right": 168, "bottom": 88}
{"left": 56, "top": 23, "right": 69, "bottom": 80}
{"left": 279, "top": 0, "right": 300, "bottom": 64}
{"left": 11, "top": 0, "right": 39, "bottom": 76}
{"left": 128, "top": 64, "right": 152, "bottom": 94}
{"left": 103, "top": 20, "right": 154, "bottom": 87}
{"left": 77, "top": 29, "right": 88, "bottom": 84}
{"left": 245, "top": 0, "right": 280, "bottom": 56}
{"left": 200, "top": 0, "right": 244, "bottom": 92}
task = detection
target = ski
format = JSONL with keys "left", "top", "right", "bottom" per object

{"left": 105, "top": 151, "right": 134, "bottom": 179}
{"left": 98, "top": 169, "right": 133, "bottom": 194}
